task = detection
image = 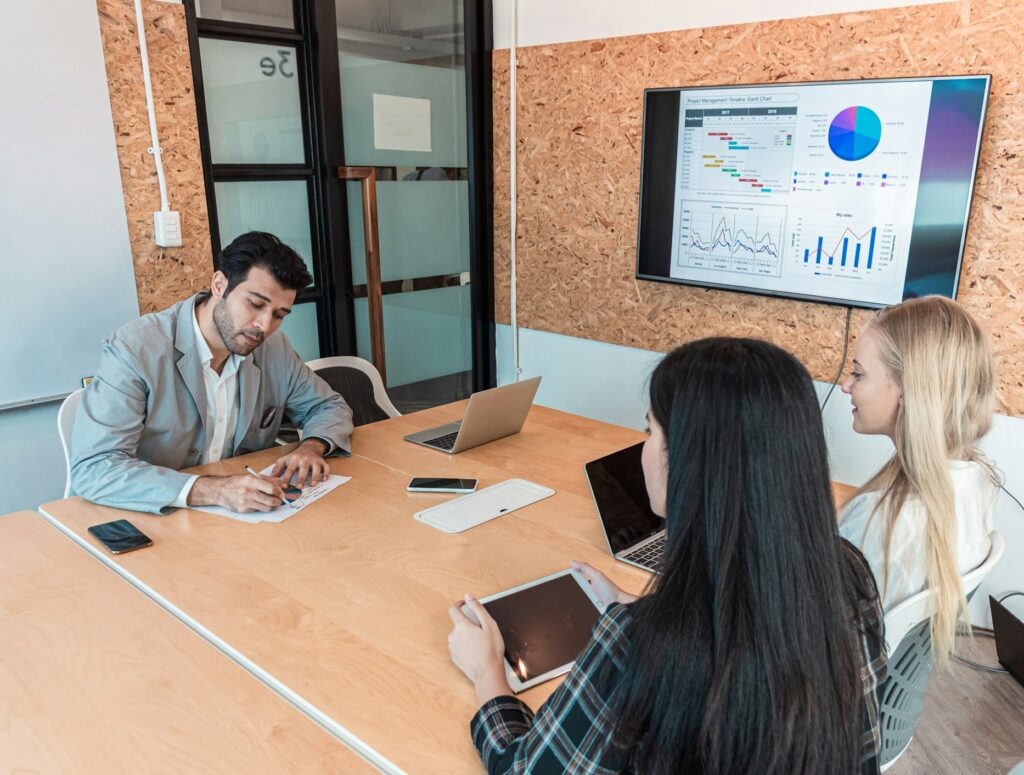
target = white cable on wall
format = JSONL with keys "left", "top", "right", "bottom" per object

{"left": 134, "top": 0, "right": 169, "bottom": 212}
{"left": 509, "top": 0, "right": 521, "bottom": 381}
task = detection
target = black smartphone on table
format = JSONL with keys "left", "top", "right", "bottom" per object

{"left": 88, "top": 519, "right": 153, "bottom": 554}
{"left": 406, "top": 477, "right": 478, "bottom": 494}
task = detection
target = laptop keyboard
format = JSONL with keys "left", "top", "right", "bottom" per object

{"left": 623, "top": 535, "right": 665, "bottom": 573}
{"left": 424, "top": 431, "right": 459, "bottom": 451}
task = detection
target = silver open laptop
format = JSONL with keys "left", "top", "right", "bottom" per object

{"left": 403, "top": 376, "right": 542, "bottom": 454}
{"left": 584, "top": 442, "right": 666, "bottom": 574}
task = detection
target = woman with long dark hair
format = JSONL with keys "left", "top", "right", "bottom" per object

{"left": 448, "top": 338, "right": 886, "bottom": 774}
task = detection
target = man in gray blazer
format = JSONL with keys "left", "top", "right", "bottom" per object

{"left": 70, "top": 232, "right": 354, "bottom": 515}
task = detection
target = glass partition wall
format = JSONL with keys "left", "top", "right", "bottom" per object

{"left": 186, "top": 0, "right": 493, "bottom": 411}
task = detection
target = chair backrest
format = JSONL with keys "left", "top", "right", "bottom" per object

{"left": 57, "top": 388, "right": 86, "bottom": 498}
{"left": 306, "top": 356, "right": 400, "bottom": 428}
{"left": 883, "top": 530, "right": 1006, "bottom": 654}
{"left": 962, "top": 531, "right": 1006, "bottom": 598}
{"left": 878, "top": 531, "right": 1004, "bottom": 771}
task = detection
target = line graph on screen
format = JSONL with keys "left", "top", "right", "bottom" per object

{"left": 678, "top": 201, "right": 787, "bottom": 277}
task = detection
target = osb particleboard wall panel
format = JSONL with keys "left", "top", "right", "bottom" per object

{"left": 494, "top": 0, "right": 1024, "bottom": 415}
{"left": 97, "top": 0, "right": 211, "bottom": 314}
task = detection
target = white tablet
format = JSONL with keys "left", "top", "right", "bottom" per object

{"left": 470, "top": 568, "right": 607, "bottom": 693}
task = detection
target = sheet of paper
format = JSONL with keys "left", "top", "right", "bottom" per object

{"left": 373, "top": 93, "right": 432, "bottom": 152}
{"left": 192, "top": 465, "right": 350, "bottom": 524}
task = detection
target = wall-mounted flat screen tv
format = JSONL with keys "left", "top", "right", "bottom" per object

{"left": 635, "top": 76, "right": 990, "bottom": 309}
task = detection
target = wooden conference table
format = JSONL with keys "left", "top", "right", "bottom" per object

{"left": 0, "top": 510, "right": 371, "bottom": 773}
{"left": 40, "top": 404, "right": 857, "bottom": 774}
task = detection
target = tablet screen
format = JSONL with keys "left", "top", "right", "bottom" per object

{"left": 483, "top": 573, "right": 602, "bottom": 682}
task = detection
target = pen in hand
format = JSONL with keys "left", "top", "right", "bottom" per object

{"left": 245, "top": 466, "right": 302, "bottom": 507}
{"left": 243, "top": 465, "right": 288, "bottom": 506}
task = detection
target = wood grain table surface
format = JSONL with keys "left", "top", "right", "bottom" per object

{"left": 38, "top": 404, "right": 860, "bottom": 774}
{"left": 0, "top": 510, "right": 372, "bottom": 774}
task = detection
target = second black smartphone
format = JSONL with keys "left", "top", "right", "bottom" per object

{"left": 88, "top": 519, "right": 153, "bottom": 554}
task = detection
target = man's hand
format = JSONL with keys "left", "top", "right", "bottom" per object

{"left": 271, "top": 438, "right": 331, "bottom": 487}
{"left": 188, "top": 474, "right": 285, "bottom": 513}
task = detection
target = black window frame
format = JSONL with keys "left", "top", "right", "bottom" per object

{"left": 184, "top": 0, "right": 494, "bottom": 391}
{"left": 464, "top": 0, "right": 496, "bottom": 392}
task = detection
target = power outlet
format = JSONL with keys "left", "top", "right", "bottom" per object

{"left": 154, "top": 210, "right": 182, "bottom": 247}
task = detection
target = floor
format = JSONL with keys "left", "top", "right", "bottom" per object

{"left": 888, "top": 633, "right": 1024, "bottom": 774}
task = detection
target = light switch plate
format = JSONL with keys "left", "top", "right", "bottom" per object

{"left": 154, "top": 210, "right": 182, "bottom": 247}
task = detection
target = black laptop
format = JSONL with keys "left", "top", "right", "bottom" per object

{"left": 584, "top": 442, "right": 666, "bottom": 574}
{"left": 991, "top": 595, "right": 1024, "bottom": 688}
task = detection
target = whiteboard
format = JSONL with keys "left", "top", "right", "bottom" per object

{"left": 0, "top": 0, "right": 140, "bottom": 409}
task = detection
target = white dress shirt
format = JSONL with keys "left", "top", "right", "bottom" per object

{"left": 172, "top": 309, "right": 243, "bottom": 507}
{"left": 839, "top": 460, "right": 996, "bottom": 611}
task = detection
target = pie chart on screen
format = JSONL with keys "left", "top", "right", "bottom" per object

{"left": 828, "top": 106, "right": 882, "bottom": 161}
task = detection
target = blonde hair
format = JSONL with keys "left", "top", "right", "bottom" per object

{"left": 859, "top": 296, "right": 997, "bottom": 663}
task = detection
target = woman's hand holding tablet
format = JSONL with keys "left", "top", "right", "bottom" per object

{"left": 447, "top": 568, "right": 608, "bottom": 695}
{"left": 448, "top": 595, "right": 513, "bottom": 706}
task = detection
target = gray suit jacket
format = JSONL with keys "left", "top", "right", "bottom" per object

{"left": 70, "top": 294, "right": 354, "bottom": 514}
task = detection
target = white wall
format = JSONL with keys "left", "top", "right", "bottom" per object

{"left": 0, "top": 1, "right": 140, "bottom": 513}
{"left": 0, "top": 0, "right": 139, "bottom": 409}
{"left": 492, "top": 0, "right": 956, "bottom": 48}
{"left": 498, "top": 325, "right": 1024, "bottom": 627}
{"left": 0, "top": 405, "right": 67, "bottom": 515}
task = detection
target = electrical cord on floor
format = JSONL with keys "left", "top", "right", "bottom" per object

{"left": 952, "top": 654, "right": 1007, "bottom": 673}
{"left": 953, "top": 628, "right": 1007, "bottom": 673}
{"left": 821, "top": 306, "right": 853, "bottom": 413}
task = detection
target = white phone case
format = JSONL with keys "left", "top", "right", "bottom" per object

{"left": 413, "top": 479, "right": 555, "bottom": 533}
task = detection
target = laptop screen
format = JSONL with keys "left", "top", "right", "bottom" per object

{"left": 585, "top": 442, "right": 664, "bottom": 555}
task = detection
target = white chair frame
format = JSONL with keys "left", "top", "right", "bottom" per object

{"left": 884, "top": 531, "right": 1006, "bottom": 654}
{"left": 57, "top": 387, "right": 86, "bottom": 498}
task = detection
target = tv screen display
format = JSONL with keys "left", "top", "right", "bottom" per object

{"left": 636, "top": 76, "right": 990, "bottom": 309}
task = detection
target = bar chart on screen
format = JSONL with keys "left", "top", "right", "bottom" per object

{"left": 790, "top": 214, "right": 898, "bottom": 284}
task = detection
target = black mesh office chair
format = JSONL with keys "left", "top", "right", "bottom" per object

{"left": 306, "top": 356, "right": 400, "bottom": 426}
{"left": 278, "top": 356, "right": 400, "bottom": 443}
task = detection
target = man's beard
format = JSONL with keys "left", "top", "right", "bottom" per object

{"left": 212, "top": 298, "right": 263, "bottom": 355}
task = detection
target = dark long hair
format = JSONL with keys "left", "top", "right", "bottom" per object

{"left": 611, "top": 338, "right": 867, "bottom": 774}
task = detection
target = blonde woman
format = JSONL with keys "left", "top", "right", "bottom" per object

{"left": 839, "top": 295, "right": 999, "bottom": 660}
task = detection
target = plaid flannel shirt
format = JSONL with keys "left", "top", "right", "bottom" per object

{"left": 471, "top": 543, "right": 887, "bottom": 774}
